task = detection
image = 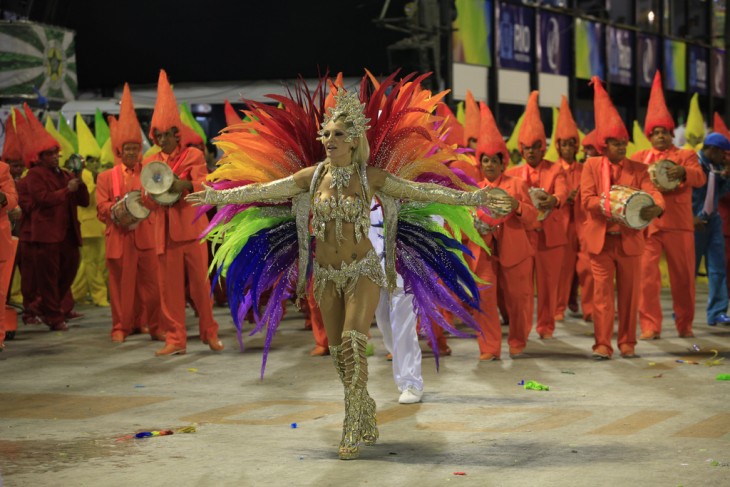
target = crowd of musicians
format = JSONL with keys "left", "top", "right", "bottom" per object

{"left": 1, "top": 69, "right": 730, "bottom": 360}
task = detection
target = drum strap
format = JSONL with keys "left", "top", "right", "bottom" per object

{"left": 112, "top": 164, "right": 123, "bottom": 200}
{"left": 169, "top": 147, "right": 192, "bottom": 179}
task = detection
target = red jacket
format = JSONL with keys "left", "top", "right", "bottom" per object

{"left": 506, "top": 159, "right": 569, "bottom": 247}
{"left": 24, "top": 165, "right": 89, "bottom": 245}
{"left": 96, "top": 163, "right": 157, "bottom": 259}
{"left": 631, "top": 146, "right": 706, "bottom": 233}
{"left": 143, "top": 146, "right": 209, "bottom": 252}
{"left": 580, "top": 156, "right": 665, "bottom": 256}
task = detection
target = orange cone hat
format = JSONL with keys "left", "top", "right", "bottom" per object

{"left": 555, "top": 95, "right": 579, "bottom": 144}
{"left": 149, "top": 69, "right": 183, "bottom": 143}
{"left": 591, "top": 77, "right": 628, "bottom": 149}
{"left": 107, "top": 115, "right": 121, "bottom": 164}
{"left": 581, "top": 129, "right": 598, "bottom": 149}
{"left": 114, "top": 83, "right": 142, "bottom": 156}
{"left": 713, "top": 112, "right": 730, "bottom": 140}
{"left": 644, "top": 71, "right": 675, "bottom": 137}
{"left": 435, "top": 102, "right": 464, "bottom": 148}
{"left": 22, "top": 103, "right": 59, "bottom": 165}
{"left": 2, "top": 108, "right": 24, "bottom": 162}
{"left": 463, "top": 89, "right": 480, "bottom": 146}
{"left": 180, "top": 123, "right": 204, "bottom": 148}
{"left": 518, "top": 91, "right": 546, "bottom": 150}
{"left": 475, "top": 101, "right": 509, "bottom": 164}
{"left": 224, "top": 99, "right": 242, "bottom": 126}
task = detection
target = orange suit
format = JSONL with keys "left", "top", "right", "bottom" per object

{"left": 0, "top": 162, "right": 19, "bottom": 344}
{"left": 468, "top": 175, "right": 537, "bottom": 357}
{"left": 97, "top": 164, "right": 162, "bottom": 338}
{"left": 631, "top": 147, "right": 706, "bottom": 336}
{"left": 580, "top": 156, "right": 665, "bottom": 356}
{"left": 143, "top": 146, "right": 219, "bottom": 348}
{"left": 555, "top": 159, "right": 594, "bottom": 320}
{"left": 506, "top": 160, "right": 569, "bottom": 338}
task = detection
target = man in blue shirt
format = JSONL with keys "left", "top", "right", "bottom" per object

{"left": 693, "top": 132, "right": 730, "bottom": 326}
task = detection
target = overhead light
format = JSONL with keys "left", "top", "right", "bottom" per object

{"left": 648, "top": 11, "right": 655, "bottom": 23}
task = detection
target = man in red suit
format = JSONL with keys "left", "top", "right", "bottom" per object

{"left": 21, "top": 104, "right": 89, "bottom": 331}
{"left": 468, "top": 101, "right": 538, "bottom": 360}
{"left": 631, "top": 72, "right": 706, "bottom": 339}
{"left": 580, "top": 78, "right": 664, "bottom": 359}
{"left": 143, "top": 70, "right": 222, "bottom": 356}
{"left": 506, "top": 91, "right": 569, "bottom": 340}
{"left": 97, "top": 84, "right": 165, "bottom": 343}
{"left": 554, "top": 96, "right": 593, "bottom": 323}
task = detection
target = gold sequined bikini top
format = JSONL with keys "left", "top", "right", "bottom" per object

{"left": 310, "top": 162, "right": 371, "bottom": 245}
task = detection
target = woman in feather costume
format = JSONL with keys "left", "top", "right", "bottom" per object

{"left": 186, "top": 72, "right": 512, "bottom": 460}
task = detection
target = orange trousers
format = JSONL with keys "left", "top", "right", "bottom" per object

{"left": 107, "top": 239, "right": 162, "bottom": 337}
{"left": 576, "top": 247, "right": 594, "bottom": 320}
{"left": 589, "top": 235, "right": 641, "bottom": 356}
{"left": 305, "top": 293, "right": 328, "bottom": 349}
{"left": 639, "top": 230, "right": 695, "bottom": 335}
{"left": 534, "top": 231, "right": 566, "bottom": 337}
{"left": 556, "top": 223, "right": 579, "bottom": 318}
{"left": 474, "top": 253, "right": 534, "bottom": 356}
{"left": 158, "top": 239, "right": 219, "bottom": 348}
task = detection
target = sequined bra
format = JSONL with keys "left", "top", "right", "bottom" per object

{"left": 310, "top": 163, "right": 371, "bottom": 245}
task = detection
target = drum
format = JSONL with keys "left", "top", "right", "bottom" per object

{"left": 600, "top": 185, "right": 655, "bottom": 230}
{"left": 111, "top": 190, "right": 150, "bottom": 229}
{"left": 528, "top": 187, "right": 551, "bottom": 221}
{"left": 151, "top": 189, "right": 182, "bottom": 206}
{"left": 141, "top": 161, "right": 176, "bottom": 195}
{"left": 141, "top": 160, "right": 181, "bottom": 205}
{"left": 648, "top": 159, "right": 680, "bottom": 192}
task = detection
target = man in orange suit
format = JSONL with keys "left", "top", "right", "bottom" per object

{"left": 143, "top": 70, "right": 222, "bottom": 356}
{"left": 22, "top": 104, "right": 89, "bottom": 331}
{"left": 97, "top": 84, "right": 165, "bottom": 343}
{"left": 469, "top": 101, "right": 538, "bottom": 360}
{"left": 631, "top": 72, "right": 706, "bottom": 339}
{"left": 554, "top": 96, "right": 593, "bottom": 322}
{"left": 0, "top": 159, "right": 19, "bottom": 350}
{"left": 581, "top": 78, "right": 664, "bottom": 359}
{"left": 506, "top": 91, "right": 569, "bottom": 340}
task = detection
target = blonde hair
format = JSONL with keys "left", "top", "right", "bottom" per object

{"left": 331, "top": 113, "right": 371, "bottom": 166}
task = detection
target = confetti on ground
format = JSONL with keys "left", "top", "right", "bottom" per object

{"left": 653, "top": 373, "right": 664, "bottom": 379}
{"left": 716, "top": 374, "right": 730, "bottom": 381}
{"left": 524, "top": 380, "right": 549, "bottom": 391}
{"left": 675, "top": 360, "right": 699, "bottom": 365}
{"left": 365, "top": 344, "right": 374, "bottom": 356}
{"left": 561, "top": 370, "right": 575, "bottom": 375}
{"left": 290, "top": 423, "right": 298, "bottom": 429}
{"left": 453, "top": 472, "right": 466, "bottom": 476}
{"left": 188, "top": 368, "right": 198, "bottom": 373}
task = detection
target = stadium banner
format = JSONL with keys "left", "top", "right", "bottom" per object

{"left": 0, "top": 21, "right": 77, "bottom": 102}
{"left": 575, "top": 18, "right": 604, "bottom": 80}
{"left": 663, "top": 39, "right": 687, "bottom": 92}
{"left": 606, "top": 26, "right": 633, "bottom": 86}
{"left": 453, "top": 0, "right": 492, "bottom": 67}
{"left": 538, "top": 11, "right": 570, "bottom": 76}
{"left": 497, "top": 2, "right": 534, "bottom": 71}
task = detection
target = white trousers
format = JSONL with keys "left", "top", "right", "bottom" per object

{"left": 375, "top": 287, "right": 423, "bottom": 392}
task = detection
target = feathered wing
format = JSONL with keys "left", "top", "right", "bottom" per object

{"left": 200, "top": 78, "right": 328, "bottom": 377}
{"left": 363, "top": 73, "right": 489, "bottom": 367}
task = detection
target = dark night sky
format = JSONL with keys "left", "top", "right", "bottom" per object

{"left": 53, "top": 0, "right": 407, "bottom": 91}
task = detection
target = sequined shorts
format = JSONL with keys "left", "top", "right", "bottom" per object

{"left": 312, "top": 249, "right": 386, "bottom": 304}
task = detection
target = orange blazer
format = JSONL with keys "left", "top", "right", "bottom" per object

{"left": 506, "top": 159, "right": 569, "bottom": 247}
{"left": 96, "top": 164, "right": 157, "bottom": 259}
{"left": 476, "top": 174, "right": 538, "bottom": 268}
{"left": 143, "top": 145, "right": 209, "bottom": 251}
{"left": 580, "top": 156, "right": 665, "bottom": 256}
{"left": 0, "top": 161, "right": 18, "bottom": 255}
{"left": 631, "top": 146, "right": 706, "bottom": 233}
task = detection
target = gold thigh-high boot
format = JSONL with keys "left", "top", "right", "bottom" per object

{"left": 332, "top": 339, "right": 378, "bottom": 451}
{"left": 338, "top": 330, "right": 378, "bottom": 459}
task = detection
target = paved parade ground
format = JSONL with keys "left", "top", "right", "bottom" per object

{"left": 1, "top": 286, "right": 729, "bottom": 487}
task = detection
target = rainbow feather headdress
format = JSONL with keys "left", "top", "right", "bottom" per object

{"left": 201, "top": 71, "right": 488, "bottom": 376}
